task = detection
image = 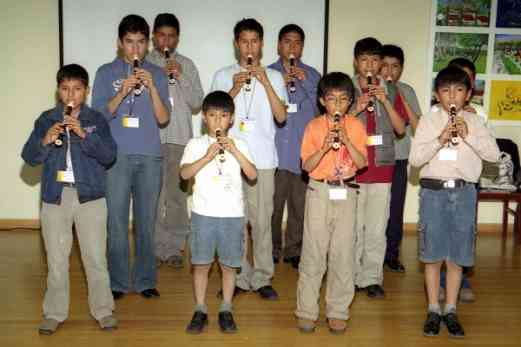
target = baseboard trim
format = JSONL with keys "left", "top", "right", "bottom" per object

{"left": 405, "top": 223, "right": 506, "bottom": 233}
{"left": 0, "top": 220, "right": 507, "bottom": 233}
{"left": 0, "top": 219, "right": 41, "bottom": 230}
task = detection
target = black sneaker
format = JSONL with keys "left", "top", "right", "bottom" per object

{"left": 112, "top": 291, "right": 124, "bottom": 300}
{"left": 423, "top": 311, "right": 441, "bottom": 337}
{"left": 366, "top": 284, "right": 385, "bottom": 298}
{"left": 256, "top": 285, "right": 279, "bottom": 300}
{"left": 216, "top": 286, "right": 249, "bottom": 299}
{"left": 443, "top": 312, "right": 465, "bottom": 338}
{"left": 384, "top": 259, "right": 406, "bottom": 273}
{"left": 140, "top": 288, "right": 160, "bottom": 299}
{"left": 289, "top": 256, "right": 300, "bottom": 270}
{"left": 186, "top": 311, "right": 208, "bottom": 334}
{"left": 218, "top": 311, "right": 238, "bottom": 333}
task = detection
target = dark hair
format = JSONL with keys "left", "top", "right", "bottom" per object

{"left": 434, "top": 66, "right": 472, "bottom": 92}
{"left": 381, "top": 44, "right": 404, "bottom": 66}
{"left": 202, "top": 91, "right": 235, "bottom": 114}
{"left": 448, "top": 57, "right": 476, "bottom": 79}
{"left": 234, "top": 18, "right": 263, "bottom": 41}
{"left": 318, "top": 72, "right": 354, "bottom": 99}
{"left": 278, "top": 24, "right": 305, "bottom": 42}
{"left": 56, "top": 64, "right": 89, "bottom": 87}
{"left": 354, "top": 37, "right": 382, "bottom": 58}
{"left": 118, "top": 14, "right": 150, "bottom": 40}
{"left": 153, "top": 13, "right": 180, "bottom": 34}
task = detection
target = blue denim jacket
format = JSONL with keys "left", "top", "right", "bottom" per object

{"left": 22, "top": 104, "right": 117, "bottom": 204}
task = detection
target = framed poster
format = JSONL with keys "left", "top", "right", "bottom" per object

{"left": 489, "top": 80, "right": 521, "bottom": 120}
{"left": 429, "top": 0, "right": 521, "bottom": 123}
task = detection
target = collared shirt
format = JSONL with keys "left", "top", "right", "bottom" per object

{"left": 301, "top": 115, "right": 368, "bottom": 181}
{"left": 210, "top": 64, "right": 288, "bottom": 169}
{"left": 410, "top": 108, "right": 500, "bottom": 183}
{"left": 395, "top": 81, "right": 422, "bottom": 160}
{"left": 146, "top": 49, "right": 204, "bottom": 146}
{"left": 91, "top": 57, "right": 170, "bottom": 156}
{"left": 268, "top": 58, "right": 321, "bottom": 174}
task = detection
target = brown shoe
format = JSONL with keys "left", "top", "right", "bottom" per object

{"left": 39, "top": 318, "right": 61, "bottom": 335}
{"left": 327, "top": 318, "right": 347, "bottom": 334}
{"left": 297, "top": 318, "right": 316, "bottom": 333}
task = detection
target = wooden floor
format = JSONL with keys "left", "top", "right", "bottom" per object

{"left": 0, "top": 228, "right": 520, "bottom": 347}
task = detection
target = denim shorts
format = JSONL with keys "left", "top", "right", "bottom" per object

{"left": 418, "top": 184, "right": 477, "bottom": 267}
{"left": 190, "top": 212, "right": 244, "bottom": 268}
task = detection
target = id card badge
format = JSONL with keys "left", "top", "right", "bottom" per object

{"left": 329, "top": 187, "right": 347, "bottom": 200}
{"left": 56, "top": 170, "right": 75, "bottom": 183}
{"left": 122, "top": 115, "right": 140, "bottom": 128}
{"left": 439, "top": 148, "right": 458, "bottom": 161}
{"left": 212, "top": 173, "right": 233, "bottom": 192}
{"left": 287, "top": 103, "right": 298, "bottom": 114}
{"left": 239, "top": 118, "right": 256, "bottom": 133}
{"left": 367, "top": 135, "right": 383, "bottom": 146}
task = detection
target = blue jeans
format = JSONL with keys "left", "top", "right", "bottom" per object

{"left": 418, "top": 184, "right": 477, "bottom": 267}
{"left": 106, "top": 153, "right": 162, "bottom": 292}
{"left": 190, "top": 212, "right": 244, "bottom": 268}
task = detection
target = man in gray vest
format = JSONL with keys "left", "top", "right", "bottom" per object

{"left": 147, "top": 13, "right": 204, "bottom": 267}
{"left": 351, "top": 37, "right": 406, "bottom": 299}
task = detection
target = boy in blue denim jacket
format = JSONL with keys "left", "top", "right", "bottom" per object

{"left": 22, "top": 64, "right": 118, "bottom": 335}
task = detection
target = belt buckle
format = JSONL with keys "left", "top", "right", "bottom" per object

{"left": 443, "top": 179, "right": 455, "bottom": 189}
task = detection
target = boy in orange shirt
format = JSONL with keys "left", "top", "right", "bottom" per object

{"left": 296, "top": 72, "right": 368, "bottom": 334}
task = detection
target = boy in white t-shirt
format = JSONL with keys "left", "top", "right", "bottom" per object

{"left": 180, "top": 91, "right": 257, "bottom": 334}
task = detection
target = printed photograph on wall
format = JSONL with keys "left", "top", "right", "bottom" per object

{"left": 436, "top": 0, "right": 491, "bottom": 27}
{"left": 496, "top": 0, "right": 521, "bottom": 28}
{"left": 434, "top": 32, "right": 489, "bottom": 73}
{"left": 493, "top": 34, "right": 521, "bottom": 74}
{"left": 489, "top": 80, "right": 521, "bottom": 120}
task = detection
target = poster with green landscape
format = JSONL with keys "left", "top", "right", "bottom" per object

{"left": 434, "top": 32, "right": 488, "bottom": 73}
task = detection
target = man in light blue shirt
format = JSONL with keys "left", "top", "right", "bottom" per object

{"left": 210, "top": 18, "right": 288, "bottom": 300}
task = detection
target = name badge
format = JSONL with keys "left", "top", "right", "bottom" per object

{"left": 212, "top": 174, "right": 233, "bottom": 192}
{"left": 122, "top": 115, "right": 139, "bottom": 128}
{"left": 367, "top": 135, "right": 383, "bottom": 146}
{"left": 239, "top": 119, "right": 256, "bottom": 133}
{"left": 439, "top": 148, "right": 458, "bottom": 161}
{"left": 56, "top": 170, "right": 75, "bottom": 183}
{"left": 287, "top": 103, "right": 298, "bottom": 113}
{"left": 329, "top": 188, "right": 347, "bottom": 200}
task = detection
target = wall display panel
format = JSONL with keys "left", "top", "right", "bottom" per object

{"left": 428, "top": 0, "right": 521, "bottom": 124}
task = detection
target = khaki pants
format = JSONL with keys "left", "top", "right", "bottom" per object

{"left": 354, "top": 183, "right": 392, "bottom": 287}
{"left": 41, "top": 187, "right": 114, "bottom": 322}
{"left": 155, "top": 144, "right": 190, "bottom": 260}
{"left": 237, "top": 169, "right": 275, "bottom": 291}
{"left": 296, "top": 179, "right": 357, "bottom": 321}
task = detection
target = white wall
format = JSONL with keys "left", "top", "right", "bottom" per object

{"left": 2, "top": 0, "right": 59, "bottom": 220}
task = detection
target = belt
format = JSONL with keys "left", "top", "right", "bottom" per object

{"left": 62, "top": 182, "right": 76, "bottom": 188}
{"left": 419, "top": 178, "right": 469, "bottom": 190}
{"left": 317, "top": 178, "right": 360, "bottom": 189}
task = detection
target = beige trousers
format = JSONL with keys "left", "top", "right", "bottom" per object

{"left": 237, "top": 169, "right": 275, "bottom": 291}
{"left": 354, "top": 183, "right": 392, "bottom": 287}
{"left": 296, "top": 179, "right": 358, "bottom": 321}
{"left": 41, "top": 187, "right": 114, "bottom": 322}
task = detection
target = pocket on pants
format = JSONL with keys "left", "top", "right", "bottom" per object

{"left": 417, "top": 223, "right": 427, "bottom": 257}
